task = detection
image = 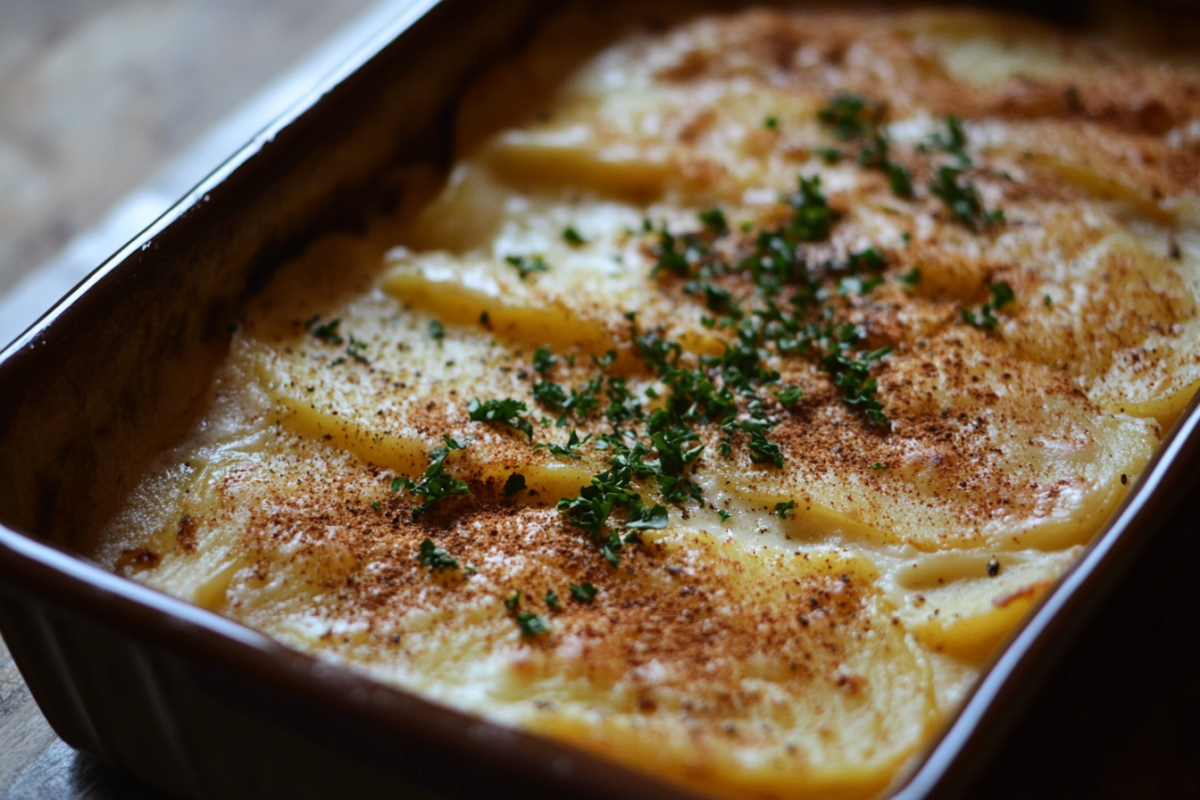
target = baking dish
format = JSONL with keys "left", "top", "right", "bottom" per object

{"left": 2, "top": 0, "right": 1199, "bottom": 797}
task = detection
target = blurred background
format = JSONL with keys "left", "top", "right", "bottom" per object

{"left": 0, "top": 0, "right": 380, "bottom": 341}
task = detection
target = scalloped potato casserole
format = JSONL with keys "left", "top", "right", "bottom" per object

{"left": 91, "top": 6, "right": 1200, "bottom": 798}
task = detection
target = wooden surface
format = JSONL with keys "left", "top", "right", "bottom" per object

{"left": 0, "top": 0, "right": 375, "bottom": 306}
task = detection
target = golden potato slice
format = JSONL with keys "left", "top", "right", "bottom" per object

{"left": 885, "top": 547, "right": 1080, "bottom": 661}
{"left": 226, "top": 506, "right": 938, "bottom": 800}
{"left": 704, "top": 331, "right": 1158, "bottom": 552}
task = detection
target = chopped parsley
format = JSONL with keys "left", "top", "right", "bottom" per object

{"left": 428, "top": 320, "right": 445, "bottom": 341}
{"left": 698, "top": 207, "right": 729, "bottom": 235}
{"left": 900, "top": 267, "right": 922, "bottom": 288}
{"left": 870, "top": 462, "right": 887, "bottom": 471}
{"left": 717, "top": 509, "right": 731, "bottom": 522}
{"left": 532, "top": 346, "right": 557, "bottom": 374}
{"left": 505, "top": 591, "right": 521, "bottom": 611}
{"left": 885, "top": 162, "right": 914, "bottom": 199}
{"left": 776, "top": 384, "right": 804, "bottom": 406}
{"left": 346, "top": 336, "right": 370, "bottom": 364}
{"left": 417, "top": 537, "right": 459, "bottom": 572}
{"left": 545, "top": 589, "right": 561, "bottom": 609}
{"left": 505, "top": 254, "right": 551, "bottom": 280}
{"left": 308, "top": 317, "right": 344, "bottom": 346}
{"left": 764, "top": 116, "right": 779, "bottom": 129}
{"left": 516, "top": 612, "right": 551, "bottom": 636}
{"left": 468, "top": 397, "right": 534, "bottom": 438}
{"left": 817, "top": 94, "right": 911, "bottom": 199}
{"left": 786, "top": 175, "right": 837, "bottom": 242}
{"left": 532, "top": 377, "right": 602, "bottom": 419}
{"left": 929, "top": 166, "right": 1003, "bottom": 231}
{"left": 393, "top": 438, "right": 473, "bottom": 518}
{"left": 961, "top": 281, "right": 1016, "bottom": 331}
{"left": 775, "top": 500, "right": 795, "bottom": 519}
{"left": 569, "top": 582, "right": 598, "bottom": 603}
{"left": 819, "top": 344, "right": 892, "bottom": 426}
{"left": 922, "top": 115, "right": 971, "bottom": 166}
{"left": 562, "top": 226, "right": 587, "bottom": 246}
{"left": 857, "top": 131, "right": 890, "bottom": 169}
{"left": 625, "top": 497, "right": 669, "bottom": 529}
{"left": 737, "top": 415, "right": 785, "bottom": 467}
{"left": 815, "top": 145, "right": 841, "bottom": 164}
{"left": 533, "top": 429, "right": 590, "bottom": 460}
{"left": 555, "top": 427, "right": 690, "bottom": 566}
{"left": 818, "top": 94, "right": 885, "bottom": 141}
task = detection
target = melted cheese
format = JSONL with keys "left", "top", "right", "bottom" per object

{"left": 93, "top": 7, "right": 1200, "bottom": 799}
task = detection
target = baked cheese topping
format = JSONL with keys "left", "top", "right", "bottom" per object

{"left": 93, "top": 8, "right": 1200, "bottom": 799}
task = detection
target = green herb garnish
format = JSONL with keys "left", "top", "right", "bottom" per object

{"left": 819, "top": 345, "right": 892, "bottom": 426}
{"left": 815, "top": 145, "right": 841, "bottom": 164}
{"left": 505, "top": 254, "right": 551, "bottom": 280}
{"left": 776, "top": 385, "right": 804, "bottom": 407}
{"left": 625, "top": 497, "right": 669, "bottom": 530}
{"left": 929, "top": 166, "right": 1003, "bottom": 231}
{"left": 818, "top": 94, "right": 885, "bottom": 141}
{"left": 533, "top": 429, "right": 590, "bottom": 460}
{"left": 961, "top": 282, "right": 1016, "bottom": 330}
{"left": 393, "top": 438, "right": 473, "bottom": 518}
{"left": 310, "top": 317, "right": 344, "bottom": 346}
{"left": 469, "top": 397, "right": 534, "bottom": 438}
{"left": 569, "top": 582, "right": 598, "bottom": 603}
{"left": 786, "top": 175, "right": 837, "bottom": 242}
{"left": 346, "top": 336, "right": 370, "bottom": 364}
{"left": 417, "top": 537, "right": 459, "bottom": 572}
{"left": 698, "top": 208, "right": 729, "bottom": 235}
{"left": 775, "top": 500, "right": 795, "bottom": 519}
{"left": 885, "top": 162, "right": 914, "bottom": 198}
{"left": 921, "top": 115, "right": 971, "bottom": 166}
{"left": 532, "top": 346, "right": 556, "bottom": 374}
{"left": 900, "top": 267, "right": 922, "bottom": 288}
{"left": 516, "top": 612, "right": 551, "bottom": 637}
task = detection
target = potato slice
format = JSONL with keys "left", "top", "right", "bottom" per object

{"left": 703, "top": 331, "right": 1158, "bottom": 553}
{"left": 885, "top": 547, "right": 1080, "bottom": 661}
{"left": 383, "top": 253, "right": 620, "bottom": 359}
{"left": 521, "top": 541, "right": 938, "bottom": 800}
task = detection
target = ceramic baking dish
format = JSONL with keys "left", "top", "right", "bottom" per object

{"left": 2, "top": 0, "right": 1199, "bottom": 797}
